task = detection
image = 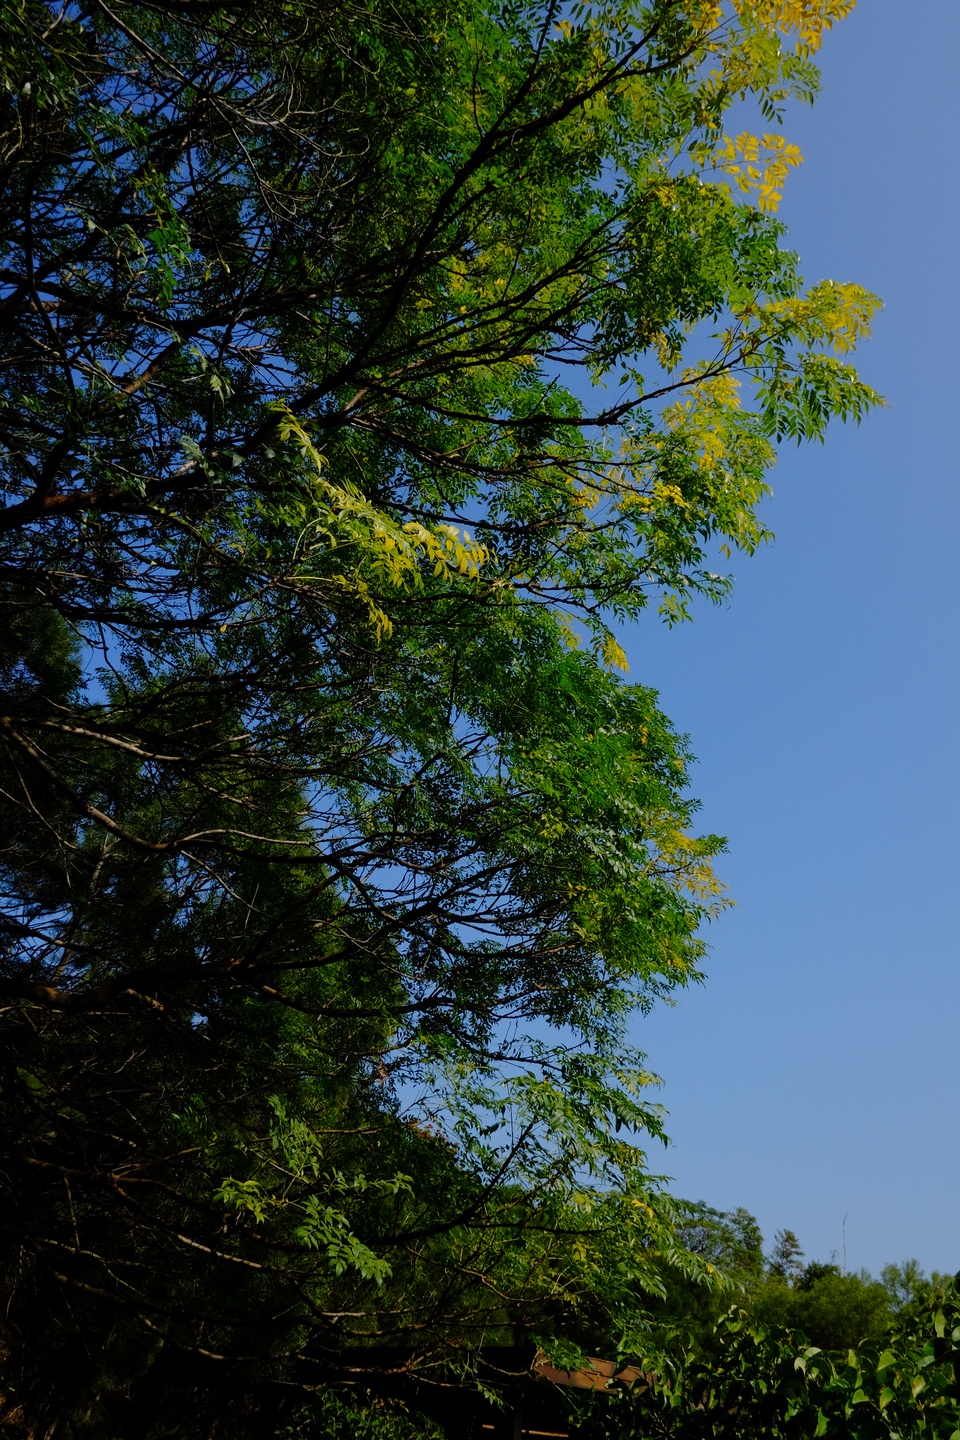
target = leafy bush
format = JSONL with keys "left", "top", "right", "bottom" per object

{"left": 571, "top": 1276, "right": 960, "bottom": 1440}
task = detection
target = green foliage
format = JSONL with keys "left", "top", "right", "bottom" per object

{"left": 635, "top": 1202, "right": 767, "bottom": 1346}
{"left": 277, "top": 1393, "right": 445, "bottom": 1440}
{"left": 633, "top": 1213, "right": 953, "bottom": 1360}
{"left": 571, "top": 1276, "right": 960, "bottom": 1440}
{"left": 750, "top": 1266, "right": 893, "bottom": 1351}
{"left": 883, "top": 1264, "right": 959, "bottom": 1320}
{"left": 0, "top": 0, "right": 880, "bottom": 1433}
{"left": 770, "top": 1229, "right": 807, "bottom": 1282}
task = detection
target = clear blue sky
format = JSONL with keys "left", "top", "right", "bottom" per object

{"left": 623, "top": 0, "right": 960, "bottom": 1277}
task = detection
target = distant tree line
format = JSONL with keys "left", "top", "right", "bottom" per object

{"left": 650, "top": 1204, "right": 956, "bottom": 1353}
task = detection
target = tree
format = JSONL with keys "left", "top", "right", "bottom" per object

{"left": 0, "top": 0, "right": 878, "bottom": 1431}
{"left": 649, "top": 1215, "right": 898, "bottom": 1353}
{"left": 769, "top": 1229, "right": 806, "bottom": 1282}
{"left": 882, "top": 1261, "right": 956, "bottom": 1318}
{"left": 640, "top": 1202, "right": 766, "bottom": 1344}
{"left": 750, "top": 1262, "right": 892, "bottom": 1351}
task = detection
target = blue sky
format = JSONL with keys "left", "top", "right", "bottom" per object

{"left": 622, "top": 0, "right": 960, "bottom": 1276}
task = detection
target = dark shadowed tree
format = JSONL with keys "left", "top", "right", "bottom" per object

{"left": 0, "top": 0, "right": 877, "bottom": 1432}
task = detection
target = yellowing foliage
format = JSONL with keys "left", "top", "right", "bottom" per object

{"left": 763, "top": 280, "right": 880, "bottom": 354}
{"left": 646, "top": 812, "right": 731, "bottom": 915}
{"left": 269, "top": 405, "right": 489, "bottom": 638}
{"left": 737, "top": 0, "right": 857, "bottom": 53}
{"left": 715, "top": 131, "right": 804, "bottom": 213}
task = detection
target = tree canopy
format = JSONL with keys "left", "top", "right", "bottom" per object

{"left": 0, "top": 0, "right": 880, "bottom": 1433}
